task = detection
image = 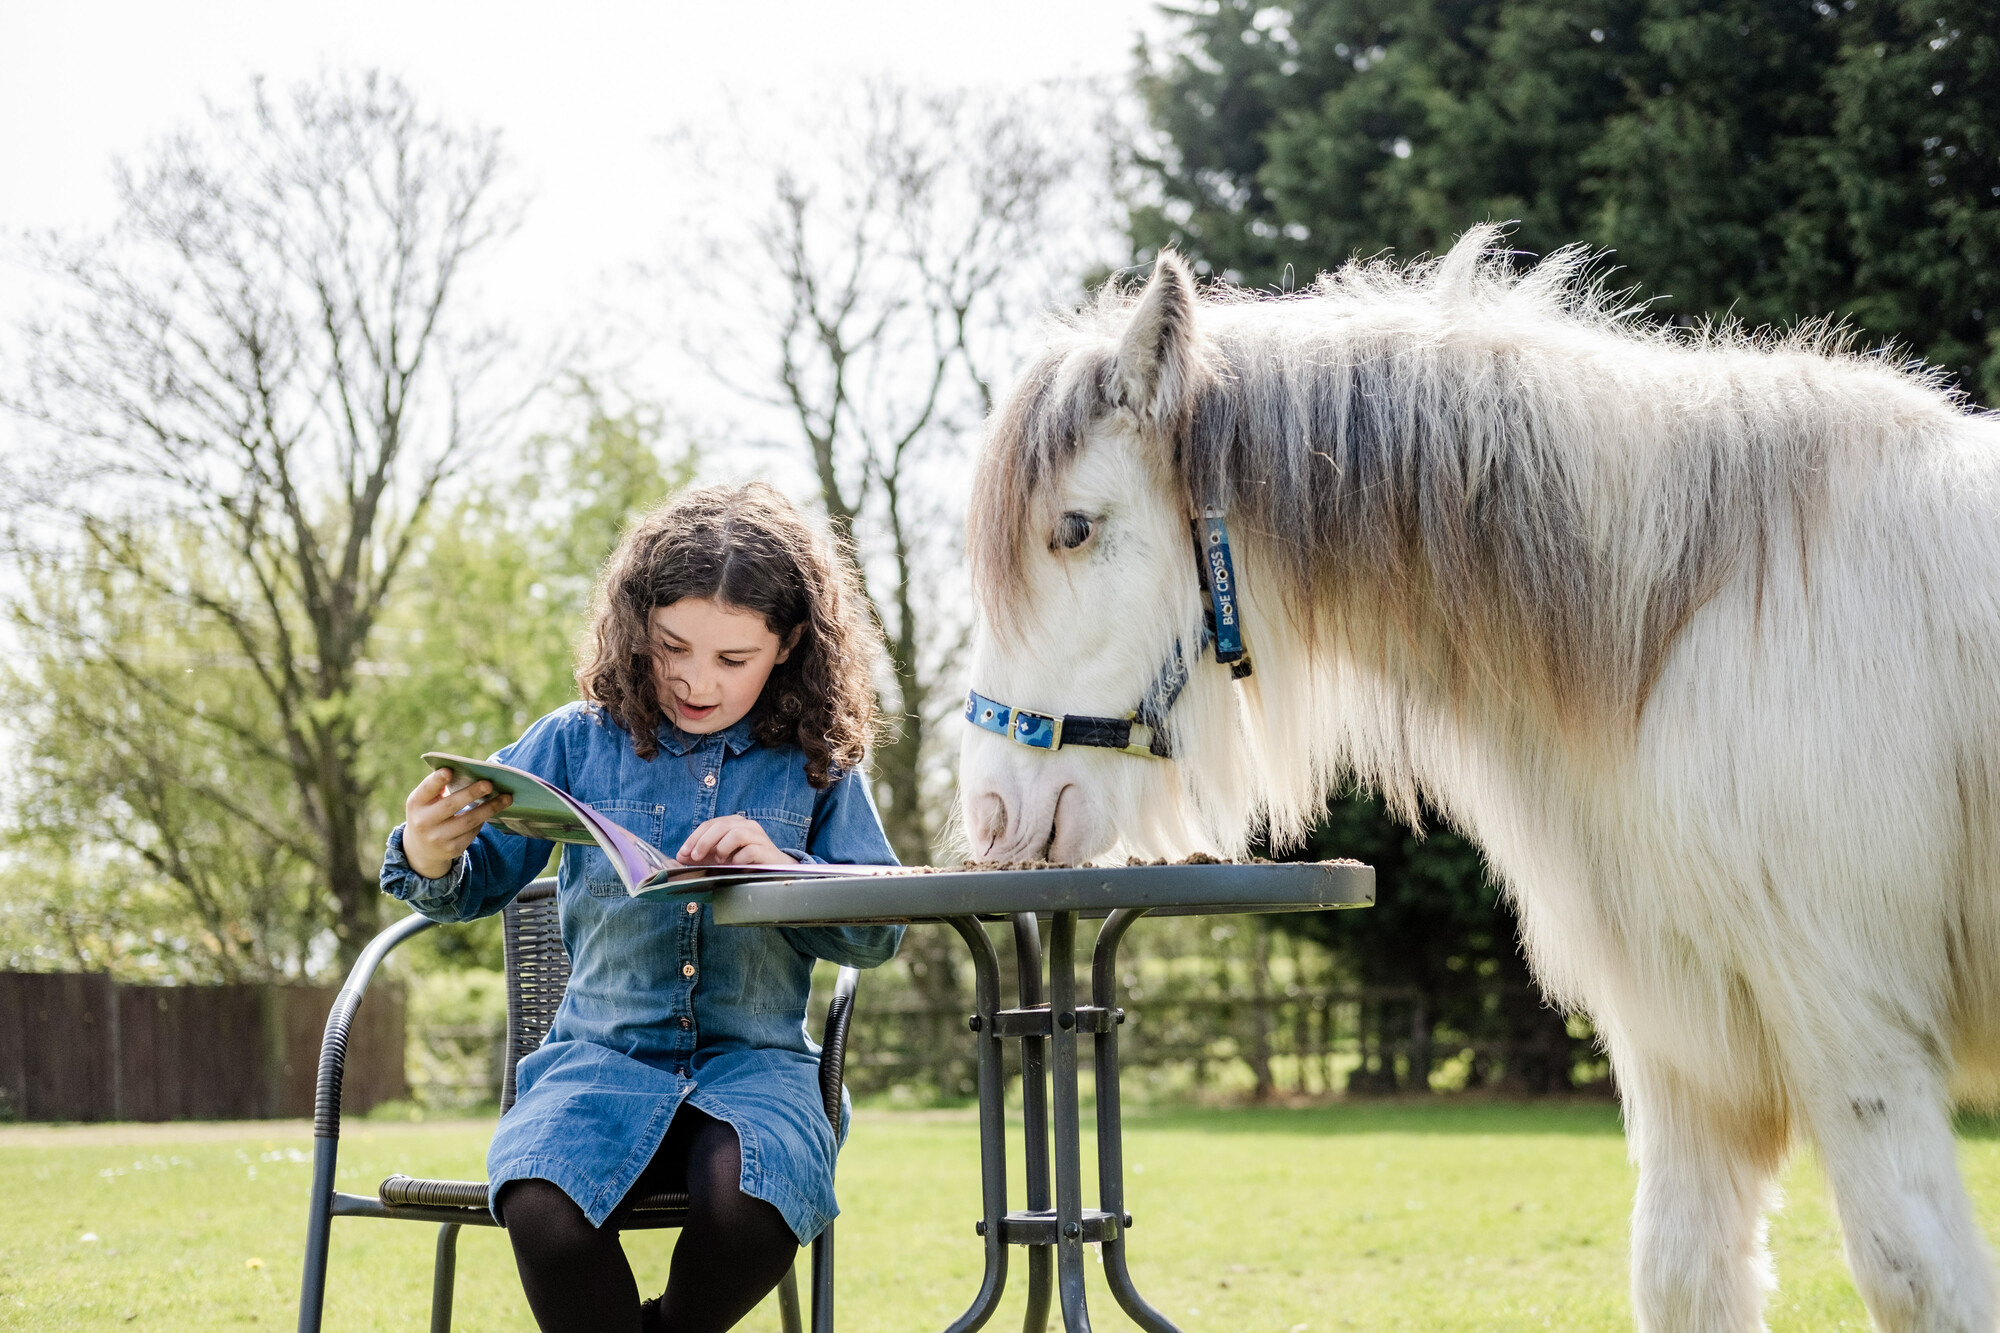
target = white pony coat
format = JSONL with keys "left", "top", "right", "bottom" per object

{"left": 959, "top": 228, "right": 2000, "bottom": 1332}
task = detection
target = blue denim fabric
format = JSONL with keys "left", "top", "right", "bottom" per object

{"left": 380, "top": 702, "right": 903, "bottom": 1240}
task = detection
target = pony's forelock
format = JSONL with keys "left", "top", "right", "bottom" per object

{"left": 967, "top": 333, "right": 1116, "bottom": 635}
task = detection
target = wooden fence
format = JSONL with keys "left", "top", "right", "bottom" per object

{"left": 0, "top": 972, "right": 406, "bottom": 1122}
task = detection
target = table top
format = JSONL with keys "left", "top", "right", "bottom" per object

{"left": 686, "top": 861, "right": 1373, "bottom": 926}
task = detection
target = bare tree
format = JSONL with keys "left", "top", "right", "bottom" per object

{"left": 672, "top": 80, "right": 1110, "bottom": 865}
{"left": 7, "top": 70, "right": 525, "bottom": 970}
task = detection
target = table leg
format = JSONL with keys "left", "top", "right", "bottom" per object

{"left": 1047, "top": 911, "right": 1093, "bottom": 1332}
{"left": 1091, "top": 909, "right": 1182, "bottom": 1333}
{"left": 936, "top": 911, "right": 1166, "bottom": 1333}
{"left": 1012, "top": 914, "right": 1054, "bottom": 1333}
{"left": 942, "top": 916, "right": 1009, "bottom": 1333}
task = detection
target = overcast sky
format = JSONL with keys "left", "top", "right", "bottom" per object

{"left": 0, "top": 2, "right": 1168, "bottom": 358}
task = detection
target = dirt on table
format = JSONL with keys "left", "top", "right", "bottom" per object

{"left": 932, "top": 854, "right": 1363, "bottom": 872}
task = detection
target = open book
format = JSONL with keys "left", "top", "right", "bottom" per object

{"left": 423, "top": 752, "right": 901, "bottom": 897}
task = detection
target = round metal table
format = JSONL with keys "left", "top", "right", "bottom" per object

{"left": 687, "top": 861, "right": 1374, "bottom": 1333}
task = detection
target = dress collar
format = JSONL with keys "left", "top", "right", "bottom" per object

{"left": 657, "top": 713, "right": 760, "bottom": 758}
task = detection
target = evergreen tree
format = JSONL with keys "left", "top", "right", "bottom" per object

{"left": 1136, "top": 0, "right": 1999, "bottom": 394}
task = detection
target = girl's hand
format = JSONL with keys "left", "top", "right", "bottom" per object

{"left": 402, "top": 768, "right": 513, "bottom": 879}
{"left": 677, "top": 815, "right": 798, "bottom": 866}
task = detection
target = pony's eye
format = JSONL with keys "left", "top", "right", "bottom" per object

{"left": 1052, "top": 511, "right": 1094, "bottom": 551}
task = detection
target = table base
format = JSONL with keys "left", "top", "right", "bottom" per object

{"left": 937, "top": 908, "right": 1180, "bottom": 1333}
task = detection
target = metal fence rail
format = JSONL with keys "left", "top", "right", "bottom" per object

{"left": 834, "top": 985, "right": 1429, "bottom": 1099}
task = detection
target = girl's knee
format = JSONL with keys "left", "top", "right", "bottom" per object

{"left": 498, "top": 1179, "right": 602, "bottom": 1256}
{"left": 712, "top": 1181, "right": 791, "bottom": 1243}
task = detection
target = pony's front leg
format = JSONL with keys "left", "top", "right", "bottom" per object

{"left": 1800, "top": 1052, "right": 1995, "bottom": 1333}
{"left": 1623, "top": 1061, "right": 1790, "bottom": 1333}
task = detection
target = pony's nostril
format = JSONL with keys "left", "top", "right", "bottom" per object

{"left": 1042, "top": 785, "right": 1070, "bottom": 862}
{"left": 973, "top": 792, "right": 1009, "bottom": 854}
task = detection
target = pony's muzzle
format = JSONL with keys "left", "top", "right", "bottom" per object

{"left": 960, "top": 735, "right": 1112, "bottom": 863}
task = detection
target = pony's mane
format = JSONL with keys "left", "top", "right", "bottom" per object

{"left": 971, "top": 226, "right": 1966, "bottom": 730}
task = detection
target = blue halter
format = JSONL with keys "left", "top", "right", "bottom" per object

{"left": 965, "top": 509, "right": 1252, "bottom": 761}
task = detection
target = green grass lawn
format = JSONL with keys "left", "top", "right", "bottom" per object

{"left": 7, "top": 1101, "right": 2000, "bottom": 1331}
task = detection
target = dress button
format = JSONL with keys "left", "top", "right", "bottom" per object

{"left": 679, "top": 1017, "right": 692, "bottom": 1029}
{"left": 682, "top": 963, "right": 696, "bottom": 978}
{"left": 684, "top": 901, "right": 699, "bottom": 915}
{"left": 702, "top": 773, "right": 716, "bottom": 788}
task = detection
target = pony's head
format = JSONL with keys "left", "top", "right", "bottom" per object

{"left": 959, "top": 251, "right": 1270, "bottom": 862}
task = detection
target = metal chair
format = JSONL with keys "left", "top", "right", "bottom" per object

{"left": 296, "top": 878, "right": 859, "bottom": 1333}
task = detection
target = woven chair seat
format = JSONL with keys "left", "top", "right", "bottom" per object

{"left": 379, "top": 1173, "right": 693, "bottom": 1216}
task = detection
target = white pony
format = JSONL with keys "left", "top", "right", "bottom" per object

{"left": 957, "top": 226, "right": 2000, "bottom": 1333}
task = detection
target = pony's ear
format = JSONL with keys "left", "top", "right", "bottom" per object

{"left": 1112, "top": 250, "right": 1204, "bottom": 435}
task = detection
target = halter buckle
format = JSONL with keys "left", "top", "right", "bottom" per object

{"left": 1008, "top": 708, "right": 1063, "bottom": 750}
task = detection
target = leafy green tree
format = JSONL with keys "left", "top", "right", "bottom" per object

{"left": 1, "top": 537, "right": 322, "bottom": 980}
{"left": 7, "top": 71, "right": 523, "bottom": 970}
{"left": 0, "top": 391, "right": 690, "bottom": 982}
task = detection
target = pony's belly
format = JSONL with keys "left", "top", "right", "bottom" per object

{"left": 1496, "top": 861, "right": 1783, "bottom": 1093}
{"left": 1465, "top": 736, "right": 1973, "bottom": 1107}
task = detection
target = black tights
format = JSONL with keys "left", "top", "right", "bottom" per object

{"left": 496, "top": 1106, "right": 799, "bottom": 1333}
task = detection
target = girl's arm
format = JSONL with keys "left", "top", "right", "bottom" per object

{"left": 379, "top": 710, "right": 572, "bottom": 924}
{"left": 782, "top": 766, "right": 906, "bottom": 967}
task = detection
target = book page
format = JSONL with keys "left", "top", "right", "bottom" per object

{"left": 568, "top": 799, "right": 675, "bottom": 890}
{"left": 425, "top": 752, "right": 597, "bottom": 845}
{"left": 635, "top": 862, "right": 910, "bottom": 895}
{"left": 425, "top": 750, "right": 677, "bottom": 891}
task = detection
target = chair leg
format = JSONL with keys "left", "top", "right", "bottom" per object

{"left": 296, "top": 1138, "right": 340, "bottom": 1333}
{"left": 430, "top": 1223, "right": 461, "bottom": 1333}
{"left": 777, "top": 1258, "right": 804, "bottom": 1333}
{"left": 810, "top": 1223, "right": 834, "bottom": 1333}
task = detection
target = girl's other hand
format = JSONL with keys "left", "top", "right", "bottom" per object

{"left": 677, "top": 815, "right": 798, "bottom": 866}
{"left": 402, "top": 767, "right": 512, "bottom": 879}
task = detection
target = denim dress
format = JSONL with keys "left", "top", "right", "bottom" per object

{"left": 379, "top": 702, "right": 903, "bottom": 1243}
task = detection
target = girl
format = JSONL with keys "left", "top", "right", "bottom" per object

{"left": 382, "top": 484, "right": 902, "bottom": 1333}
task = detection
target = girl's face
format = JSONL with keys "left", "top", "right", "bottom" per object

{"left": 647, "top": 598, "right": 800, "bottom": 734}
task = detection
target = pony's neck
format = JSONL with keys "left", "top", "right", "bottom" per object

{"left": 1213, "top": 516, "right": 1588, "bottom": 849}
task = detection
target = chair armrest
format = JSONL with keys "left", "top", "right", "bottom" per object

{"left": 816, "top": 966, "right": 860, "bottom": 1134}
{"left": 313, "top": 912, "right": 436, "bottom": 1140}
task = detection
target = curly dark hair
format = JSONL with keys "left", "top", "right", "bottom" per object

{"left": 577, "top": 483, "right": 878, "bottom": 787}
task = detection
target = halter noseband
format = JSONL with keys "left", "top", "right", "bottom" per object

{"left": 965, "top": 509, "right": 1253, "bottom": 761}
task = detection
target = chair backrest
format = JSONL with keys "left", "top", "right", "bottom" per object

{"left": 500, "top": 879, "right": 569, "bottom": 1114}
